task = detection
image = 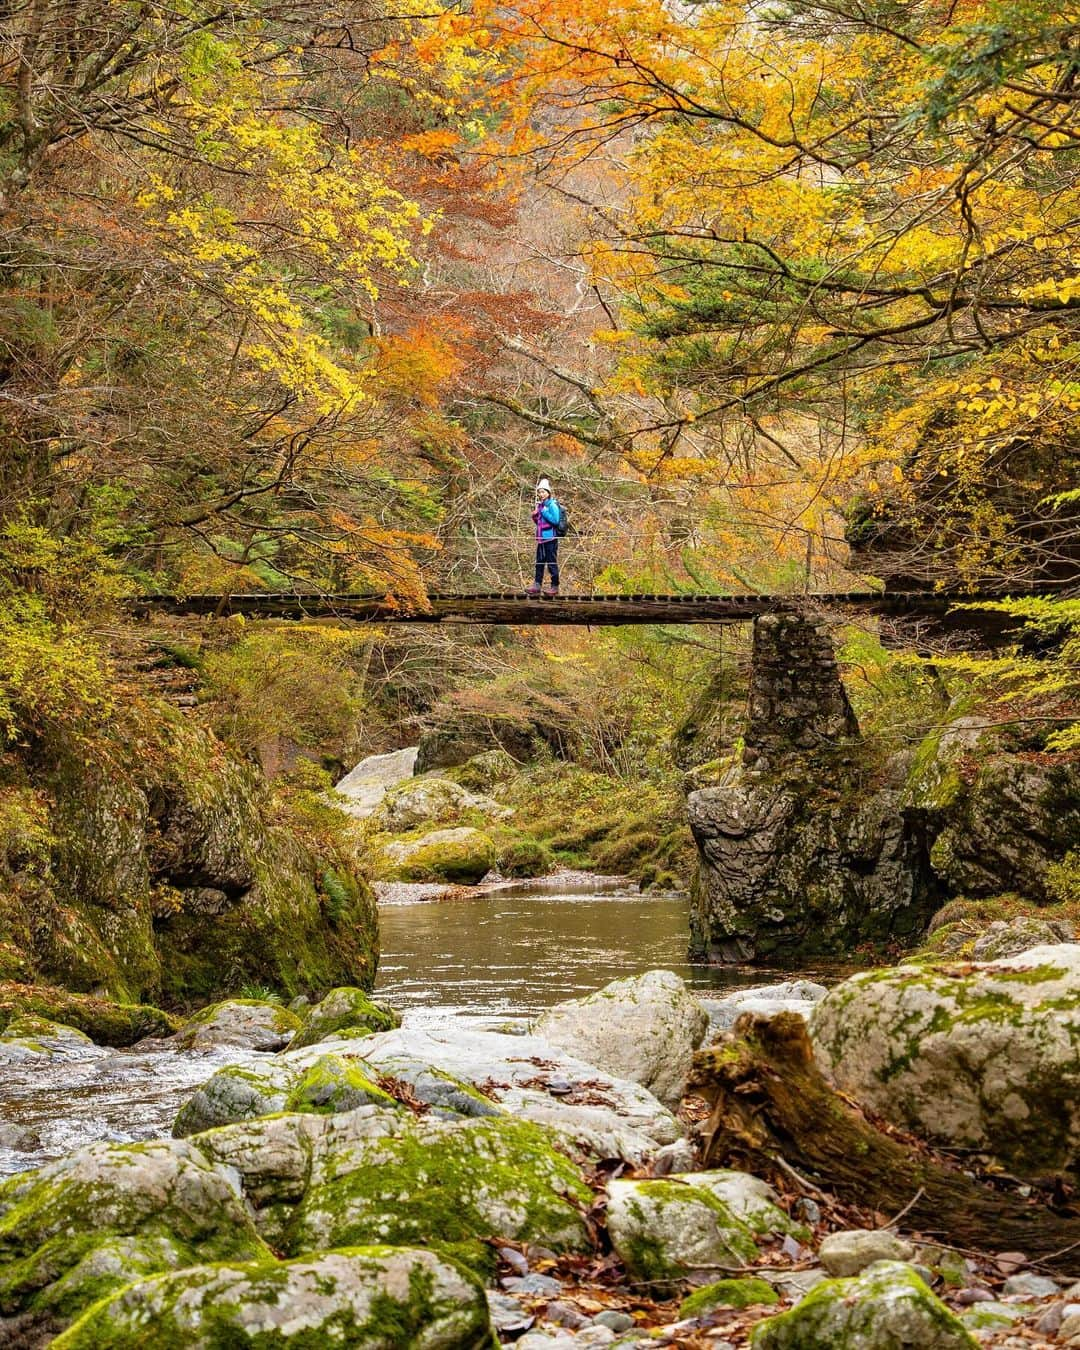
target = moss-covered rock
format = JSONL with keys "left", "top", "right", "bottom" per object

{"left": 373, "top": 775, "right": 508, "bottom": 834}
{"left": 680, "top": 1277, "right": 779, "bottom": 1317}
{"left": 373, "top": 827, "right": 496, "bottom": 885}
{"left": 0, "top": 1138, "right": 270, "bottom": 1326}
{"left": 2, "top": 711, "right": 381, "bottom": 1007}
{"left": 172, "top": 998, "right": 301, "bottom": 1051}
{"left": 0, "top": 981, "right": 177, "bottom": 1046}
{"left": 172, "top": 1061, "right": 298, "bottom": 1138}
{"left": 811, "top": 943, "right": 1080, "bottom": 1178}
{"left": 446, "top": 749, "right": 520, "bottom": 793}
{"left": 289, "top": 1114, "right": 593, "bottom": 1274}
{"left": 750, "top": 1261, "right": 977, "bottom": 1349}
{"left": 604, "top": 1177, "right": 761, "bottom": 1284}
{"left": 52, "top": 1246, "right": 497, "bottom": 1349}
{"left": 290, "top": 986, "right": 400, "bottom": 1050}
{"left": 285, "top": 1054, "right": 399, "bottom": 1113}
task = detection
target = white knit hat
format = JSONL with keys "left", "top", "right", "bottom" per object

{"left": 536, "top": 476, "right": 552, "bottom": 493}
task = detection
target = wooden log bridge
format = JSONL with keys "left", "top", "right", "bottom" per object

{"left": 132, "top": 590, "right": 989, "bottom": 626}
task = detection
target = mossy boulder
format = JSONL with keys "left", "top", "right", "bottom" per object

{"left": 290, "top": 986, "right": 400, "bottom": 1050}
{"left": 289, "top": 1115, "right": 593, "bottom": 1274}
{"left": 0, "top": 982, "right": 177, "bottom": 1046}
{"left": 750, "top": 1261, "right": 977, "bottom": 1349}
{"left": 604, "top": 1177, "right": 761, "bottom": 1284}
{"left": 680, "top": 1277, "right": 779, "bottom": 1317}
{"left": 687, "top": 1171, "right": 809, "bottom": 1242}
{"left": 285, "top": 1055, "right": 399, "bottom": 1113}
{"left": 446, "top": 749, "right": 520, "bottom": 793}
{"left": 373, "top": 775, "right": 508, "bottom": 833}
{"left": 172, "top": 1061, "right": 297, "bottom": 1138}
{"left": 373, "top": 827, "right": 497, "bottom": 885}
{"left": 810, "top": 944, "right": 1080, "bottom": 1178}
{"left": 0, "top": 1015, "right": 99, "bottom": 1062}
{"left": 534, "top": 969, "right": 708, "bottom": 1110}
{"left": 52, "top": 1246, "right": 497, "bottom": 1349}
{"left": 0, "top": 1139, "right": 270, "bottom": 1326}
{"left": 173, "top": 999, "right": 302, "bottom": 1051}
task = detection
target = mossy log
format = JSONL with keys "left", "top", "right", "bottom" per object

{"left": 689, "top": 1013, "right": 1080, "bottom": 1273}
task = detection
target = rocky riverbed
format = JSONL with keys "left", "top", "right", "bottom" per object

{"left": 1, "top": 935, "right": 1078, "bottom": 1348}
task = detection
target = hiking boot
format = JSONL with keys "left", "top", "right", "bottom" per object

{"left": 525, "top": 583, "right": 542, "bottom": 596}
{"left": 543, "top": 585, "right": 560, "bottom": 598}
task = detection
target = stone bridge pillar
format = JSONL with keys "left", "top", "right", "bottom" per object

{"left": 687, "top": 612, "right": 934, "bottom": 963}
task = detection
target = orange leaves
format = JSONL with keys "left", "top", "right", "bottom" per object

{"left": 374, "top": 323, "right": 468, "bottom": 407}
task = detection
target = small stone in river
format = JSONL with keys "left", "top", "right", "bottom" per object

{"left": 503, "top": 1273, "right": 564, "bottom": 1297}
{"left": 1002, "top": 1272, "right": 1059, "bottom": 1298}
{"left": 500, "top": 1245, "right": 530, "bottom": 1275}
{"left": 818, "top": 1228, "right": 915, "bottom": 1277}
{"left": 593, "top": 1310, "right": 635, "bottom": 1332}
{"left": 546, "top": 1299, "right": 589, "bottom": 1329}
{"left": 795, "top": 1196, "right": 821, "bottom": 1225}
{"left": 487, "top": 1290, "right": 534, "bottom": 1333}
{"left": 1037, "top": 1303, "right": 1064, "bottom": 1337}
{"left": 954, "top": 1286, "right": 996, "bottom": 1304}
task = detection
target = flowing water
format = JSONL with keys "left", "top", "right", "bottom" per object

{"left": 0, "top": 876, "right": 775, "bottom": 1178}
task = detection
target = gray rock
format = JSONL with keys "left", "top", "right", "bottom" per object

{"left": 333, "top": 746, "right": 418, "bottom": 819}
{"left": 593, "top": 1310, "right": 635, "bottom": 1332}
{"left": 487, "top": 1290, "right": 534, "bottom": 1333}
{"left": 958, "top": 1301, "right": 1029, "bottom": 1336}
{"left": 700, "top": 980, "right": 828, "bottom": 1035}
{"left": 811, "top": 944, "right": 1080, "bottom": 1177}
{"left": 971, "top": 917, "right": 1075, "bottom": 961}
{"left": 1061, "top": 1305, "right": 1080, "bottom": 1339}
{"left": 54, "top": 1246, "right": 493, "bottom": 1347}
{"left": 534, "top": 969, "right": 709, "bottom": 1109}
{"left": 172, "top": 1061, "right": 296, "bottom": 1137}
{"left": 172, "top": 999, "right": 301, "bottom": 1051}
{"left": 818, "top": 1228, "right": 915, "bottom": 1277}
{"left": 651, "top": 1139, "right": 697, "bottom": 1174}
{"left": 1003, "top": 1272, "right": 1059, "bottom": 1298}
{"left": 503, "top": 1274, "right": 564, "bottom": 1297}
{"left": 752, "top": 1261, "right": 977, "bottom": 1349}
{"left": 377, "top": 1063, "right": 505, "bottom": 1119}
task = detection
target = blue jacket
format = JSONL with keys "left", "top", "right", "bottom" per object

{"left": 533, "top": 497, "right": 561, "bottom": 541}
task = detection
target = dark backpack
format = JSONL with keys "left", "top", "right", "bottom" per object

{"left": 553, "top": 501, "right": 569, "bottom": 537}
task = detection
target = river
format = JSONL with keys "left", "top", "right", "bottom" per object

{"left": 0, "top": 878, "right": 776, "bottom": 1178}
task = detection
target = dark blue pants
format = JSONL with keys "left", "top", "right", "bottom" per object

{"left": 534, "top": 539, "right": 559, "bottom": 586}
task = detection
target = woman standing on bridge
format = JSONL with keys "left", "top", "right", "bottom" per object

{"left": 527, "top": 477, "right": 561, "bottom": 597}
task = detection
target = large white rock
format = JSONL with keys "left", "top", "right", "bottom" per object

{"left": 55, "top": 1247, "right": 494, "bottom": 1348}
{"left": 285, "top": 1023, "right": 682, "bottom": 1158}
{"left": 333, "top": 746, "right": 419, "bottom": 818}
{"left": 810, "top": 944, "right": 1080, "bottom": 1177}
{"left": 533, "top": 970, "right": 709, "bottom": 1109}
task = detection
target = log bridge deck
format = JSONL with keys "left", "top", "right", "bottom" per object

{"left": 134, "top": 590, "right": 989, "bottom": 625}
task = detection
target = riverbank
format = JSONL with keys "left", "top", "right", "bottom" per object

{"left": 2, "top": 930, "right": 1077, "bottom": 1347}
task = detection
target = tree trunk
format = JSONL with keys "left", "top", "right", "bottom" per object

{"left": 689, "top": 1013, "right": 1080, "bottom": 1274}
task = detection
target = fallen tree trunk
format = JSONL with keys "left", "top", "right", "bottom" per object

{"left": 689, "top": 1013, "right": 1080, "bottom": 1274}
